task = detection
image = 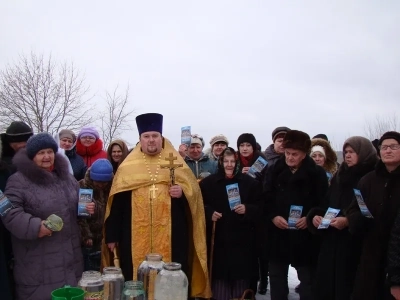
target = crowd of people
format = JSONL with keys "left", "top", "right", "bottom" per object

{"left": 0, "top": 115, "right": 400, "bottom": 300}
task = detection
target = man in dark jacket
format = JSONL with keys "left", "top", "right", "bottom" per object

{"left": 0, "top": 121, "right": 33, "bottom": 300}
{"left": 265, "top": 130, "right": 329, "bottom": 300}
{"left": 264, "top": 127, "right": 290, "bottom": 167}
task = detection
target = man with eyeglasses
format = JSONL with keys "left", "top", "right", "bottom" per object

{"left": 346, "top": 131, "right": 400, "bottom": 300}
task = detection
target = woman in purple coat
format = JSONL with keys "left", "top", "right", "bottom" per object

{"left": 1, "top": 133, "right": 94, "bottom": 300}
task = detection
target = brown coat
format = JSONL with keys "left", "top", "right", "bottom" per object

{"left": 78, "top": 168, "right": 112, "bottom": 249}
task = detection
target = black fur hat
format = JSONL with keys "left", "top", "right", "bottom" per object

{"left": 283, "top": 130, "right": 311, "bottom": 153}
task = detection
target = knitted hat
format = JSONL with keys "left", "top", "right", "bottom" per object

{"left": 379, "top": 131, "right": 400, "bottom": 145}
{"left": 283, "top": 130, "right": 311, "bottom": 153}
{"left": 78, "top": 126, "right": 100, "bottom": 140}
{"left": 237, "top": 133, "right": 257, "bottom": 152}
{"left": 272, "top": 126, "right": 290, "bottom": 142}
{"left": 26, "top": 133, "right": 58, "bottom": 159}
{"left": 90, "top": 159, "right": 114, "bottom": 181}
{"left": 209, "top": 134, "right": 229, "bottom": 147}
{"left": 59, "top": 129, "right": 76, "bottom": 142}
{"left": 5, "top": 121, "right": 33, "bottom": 143}
{"left": 313, "top": 134, "right": 329, "bottom": 141}
{"left": 310, "top": 145, "right": 326, "bottom": 157}
{"left": 190, "top": 134, "right": 205, "bottom": 147}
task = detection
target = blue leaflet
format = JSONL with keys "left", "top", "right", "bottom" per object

{"left": 181, "top": 126, "right": 191, "bottom": 145}
{"left": 78, "top": 188, "right": 93, "bottom": 217}
{"left": 353, "top": 189, "right": 374, "bottom": 219}
{"left": 288, "top": 205, "right": 303, "bottom": 229}
{"left": 0, "top": 190, "right": 12, "bottom": 217}
{"left": 353, "top": 189, "right": 373, "bottom": 218}
{"left": 226, "top": 183, "right": 241, "bottom": 210}
{"left": 318, "top": 207, "right": 340, "bottom": 229}
{"left": 247, "top": 156, "right": 268, "bottom": 179}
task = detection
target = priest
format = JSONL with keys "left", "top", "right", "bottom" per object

{"left": 102, "top": 113, "right": 211, "bottom": 298}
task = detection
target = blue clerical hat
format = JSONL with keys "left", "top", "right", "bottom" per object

{"left": 136, "top": 113, "right": 163, "bottom": 135}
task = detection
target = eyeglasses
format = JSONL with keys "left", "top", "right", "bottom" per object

{"left": 378, "top": 144, "right": 400, "bottom": 151}
{"left": 81, "top": 136, "right": 95, "bottom": 140}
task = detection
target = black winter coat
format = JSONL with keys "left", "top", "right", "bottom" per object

{"left": 307, "top": 162, "right": 375, "bottom": 300}
{"left": 387, "top": 208, "right": 400, "bottom": 288}
{"left": 65, "top": 147, "right": 87, "bottom": 181}
{"left": 265, "top": 155, "right": 328, "bottom": 267}
{"left": 0, "top": 135, "right": 14, "bottom": 300}
{"left": 200, "top": 172, "right": 263, "bottom": 280}
{"left": 346, "top": 161, "right": 400, "bottom": 300}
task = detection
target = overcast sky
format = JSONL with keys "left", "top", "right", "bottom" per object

{"left": 1, "top": 1, "right": 399, "bottom": 150}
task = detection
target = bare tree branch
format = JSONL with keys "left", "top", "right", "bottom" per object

{"left": 364, "top": 113, "right": 399, "bottom": 140}
{"left": 0, "top": 51, "right": 94, "bottom": 134}
{"left": 99, "top": 84, "right": 135, "bottom": 148}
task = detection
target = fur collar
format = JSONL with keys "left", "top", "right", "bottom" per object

{"left": 76, "top": 139, "right": 104, "bottom": 157}
{"left": 203, "top": 148, "right": 217, "bottom": 160}
{"left": 375, "top": 159, "right": 400, "bottom": 177}
{"left": 12, "top": 148, "right": 71, "bottom": 185}
{"left": 274, "top": 155, "right": 320, "bottom": 180}
{"left": 335, "top": 160, "right": 375, "bottom": 186}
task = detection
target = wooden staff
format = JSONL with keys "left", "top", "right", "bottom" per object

{"left": 208, "top": 221, "right": 216, "bottom": 300}
{"left": 113, "top": 247, "right": 120, "bottom": 268}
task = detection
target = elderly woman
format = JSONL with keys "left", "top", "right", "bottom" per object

{"left": 106, "top": 139, "right": 129, "bottom": 173}
{"left": 307, "top": 136, "right": 378, "bottom": 300}
{"left": 310, "top": 138, "right": 338, "bottom": 181}
{"left": 1, "top": 133, "right": 94, "bottom": 300}
{"left": 200, "top": 147, "right": 262, "bottom": 300}
{"left": 58, "top": 129, "right": 87, "bottom": 181}
{"left": 76, "top": 126, "right": 107, "bottom": 167}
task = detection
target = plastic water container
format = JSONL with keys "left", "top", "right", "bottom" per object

{"left": 51, "top": 286, "right": 85, "bottom": 300}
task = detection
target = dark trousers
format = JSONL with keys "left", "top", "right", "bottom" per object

{"left": 259, "top": 256, "right": 269, "bottom": 285}
{"left": 269, "top": 262, "right": 315, "bottom": 300}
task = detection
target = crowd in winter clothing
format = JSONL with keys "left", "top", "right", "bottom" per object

{"left": 0, "top": 122, "right": 129, "bottom": 300}
{"left": 1, "top": 119, "right": 400, "bottom": 300}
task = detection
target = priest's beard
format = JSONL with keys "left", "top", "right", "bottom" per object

{"left": 144, "top": 145, "right": 161, "bottom": 155}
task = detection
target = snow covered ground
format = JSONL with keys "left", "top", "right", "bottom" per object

{"left": 256, "top": 266, "right": 300, "bottom": 300}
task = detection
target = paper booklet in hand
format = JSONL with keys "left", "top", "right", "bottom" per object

{"left": 181, "top": 126, "right": 191, "bottom": 145}
{"left": 0, "top": 190, "right": 12, "bottom": 217}
{"left": 78, "top": 188, "right": 93, "bottom": 217}
{"left": 247, "top": 156, "right": 268, "bottom": 178}
{"left": 226, "top": 183, "right": 241, "bottom": 210}
{"left": 288, "top": 205, "right": 303, "bottom": 229}
{"left": 353, "top": 189, "right": 373, "bottom": 218}
{"left": 318, "top": 207, "right": 340, "bottom": 229}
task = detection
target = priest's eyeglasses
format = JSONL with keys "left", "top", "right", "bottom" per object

{"left": 378, "top": 144, "right": 400, "bottom": 151}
